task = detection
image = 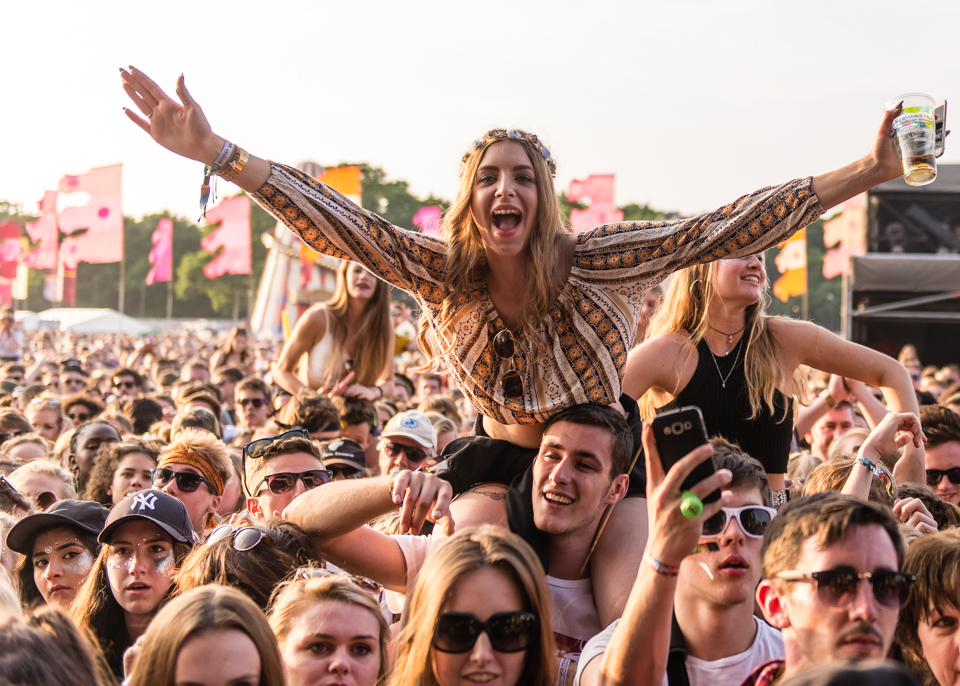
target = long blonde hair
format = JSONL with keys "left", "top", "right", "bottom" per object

{"left": 638, "top": 260, "right": 797, "bottom": 422}
{"left": 390, "top": 525, "right": 556, "bottom": 686}
{"left": 325, "top": 260, "right": 392, "bottom": 387}
{"left": 417, "top": 129, "right": 570, "bottom": 365}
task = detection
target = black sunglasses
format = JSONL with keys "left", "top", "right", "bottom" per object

{"left": 776, "top": 567, "right": 915, "bottom": 610}
{"left": 433, "top": 612, "right": 538, "bottom": 654}
{"left": 493, "top": 330, "right": 523, "bottom": 399}
{"left": 328, "top": 464, "right": 366, "bottom": 480}
{"left": 383, "top": 441, "right": 428, "bottom": 465}
{"left": 114, "top": 381, "right": 137, "bottom": 390}
{"left": 927, "top": 468, "right": 960, "bottom": 488}
{"left": 238, "top": 397, "right": 267, "bottom": 409}
{"left": 253, "top": 469, "right": 332, "bottom": 496}
{"left": 151, "top": 467, "right": 215, "bottom": 494}
{"left": 242, "top": 429, "right": 310, "bottom": 459}
{"left": 206, "top": 524, "right": 266, "bottom": 551}
{"left": 702, "top": 506, "right": 777, "bottom": 539}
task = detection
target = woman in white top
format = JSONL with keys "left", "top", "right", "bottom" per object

{"left": 273, "top": 259, "right": 395, "bottom": 402}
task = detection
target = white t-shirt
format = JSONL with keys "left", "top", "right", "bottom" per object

{"left": 386, "top": 534, "right": 603, "bottom": 657}
{"left": 548, "top": 575, "right": 603, "bottom": 659}
{"left": 575, "top": 615, "right": 783, "bottom": 686}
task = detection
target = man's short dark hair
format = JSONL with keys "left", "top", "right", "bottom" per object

{"left": 337, "top": 396, "right": 378, "bottom": 431}
{"left": 544, "top": 404, "right": 631, "bottom": 477}
{"left": 279, "top": 390, "right": 338, "bottom": 433}
{"left": 920, "top": 405, "right": 960, "bottom": 448}
{"left": 244, "top": 436, "right": 324, "bottom": 494}
{"left": 1, "top": 363, "right": 25, "bottom": 376}
{"left": 111, "top": 367, "right": 143, "bottom": 388}
{"left": 709, "top": 437, "right": 772, "bottom": 507}
{"left": 123, "top": 397, "right": 164, "bottom": 435}
{"left": 214, "top": 367, "right": 246, "bottom": 384}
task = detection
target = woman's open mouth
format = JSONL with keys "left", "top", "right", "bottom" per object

{"left": 492, "top": 207, "right": 522, "bottom": 234}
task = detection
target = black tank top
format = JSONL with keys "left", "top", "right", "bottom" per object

{"left": 656, "top": 337, "right": 793, "bottom": 474}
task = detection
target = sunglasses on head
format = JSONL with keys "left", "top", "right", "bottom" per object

{"left": 206, "top": 524, "right": 266, "bottom": 551}
{"left": 328, "top": 464, "right": 366, "bottom": 480}
{"left": 493, "top": 330, "right": 523, "bottom": 399}
{"left": 383, "top": 441, "right": 428, "bottom": 465}
{"left": 927, "top": 467, "right": 960, "bottom": 488}
{"left": 253, "top": 469, "right": 332, "bottom": 496}
{"left": 295, "top": 566, "right": 383, "bottom": 599}
{"left": 242, "top": 429, "right": 310, "bottom": 459}
{"left": 701, "top": 505, "right": 777, "bottom": 539}
{"left": 238, "top": 397, "right": 267, "bottom": 409}
{"left": 433, "top": 612, "right": 538, "bottom": 654}
{"left": 151, "top": 467, "right": 215, "bottom": 494}
{"left": 775, "top": 567, "right": 915, "bottom": 610}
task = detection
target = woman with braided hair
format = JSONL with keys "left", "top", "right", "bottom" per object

{"left": 120, "top": 66, "right": 909, "bottom": 623}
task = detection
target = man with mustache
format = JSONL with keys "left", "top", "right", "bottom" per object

{"left": 743, "top": 491, "right": 910, "bottom": 685}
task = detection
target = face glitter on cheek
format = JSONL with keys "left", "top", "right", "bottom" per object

{"left": 154, "top": 553, "right": 173, "bottom": 576}
{"left": 63, "top": 549, "right": 94, "bottom": 576}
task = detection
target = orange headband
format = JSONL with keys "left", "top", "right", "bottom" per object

{"left": 158, "top": 447, "right": 225, "bottom": 496}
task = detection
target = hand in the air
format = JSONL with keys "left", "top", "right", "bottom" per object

{"left": 120, "top": 67, "right": 220, "bottom": 164}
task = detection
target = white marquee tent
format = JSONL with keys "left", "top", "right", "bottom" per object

{"left": 33, "top": 308, "right": 151, "bottom": 335}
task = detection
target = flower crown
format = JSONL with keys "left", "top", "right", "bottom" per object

{"left": 460, "top": 128, "right": 557, "bottom": 178}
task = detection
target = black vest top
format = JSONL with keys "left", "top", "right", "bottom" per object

{"left": 656, "top": 337, "right": 793, "bottom": 474}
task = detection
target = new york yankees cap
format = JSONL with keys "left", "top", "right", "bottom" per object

{"left": 99, "top": 488, "right": 196, "bottom": 545}
{"left": 7, "top": 500, "right": 110, "bottom": 555}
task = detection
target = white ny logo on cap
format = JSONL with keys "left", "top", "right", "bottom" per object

{"left": 131, "top": 492, "right": 158, "bottom": 512}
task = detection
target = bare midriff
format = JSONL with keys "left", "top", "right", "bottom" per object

{"left": 483, "top": 399, "right": 626, "bottom": 450}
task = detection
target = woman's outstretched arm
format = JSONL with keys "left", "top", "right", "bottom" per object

{"left": 120, "top": 68, "right": 271, "bottom": 192}
{"left": 120, "top": 67, "right": 447, "bottom": 297}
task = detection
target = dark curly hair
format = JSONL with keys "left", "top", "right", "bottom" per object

{"left": 82, "top": 439, "right": 160, "bottom": 507}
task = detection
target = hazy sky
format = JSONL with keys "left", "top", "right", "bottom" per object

{"left": 4, "top": 0, "right": 959, "bottom": 225}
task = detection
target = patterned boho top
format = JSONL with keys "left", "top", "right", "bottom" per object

{"left": 250, "top": 163, "right": 824, "bottom": 425}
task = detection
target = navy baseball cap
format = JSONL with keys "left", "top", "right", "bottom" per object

{"left": 7, "top": 500, "right": 110, "bottom": 555}
{"left": 99, "top": 489, "right": 196, "bottom": 545}
{"left": 320, "top": 439, "right": 367, "bottom": 471}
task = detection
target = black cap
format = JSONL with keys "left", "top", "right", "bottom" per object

{"left": 320, "top": 439, "right": 367, "bottom": 470}
{"left": 99, "top": 489, "right": 195, "bottom": 545}
{"left": 7, "top": 500, "right": 110, "bottom": 555}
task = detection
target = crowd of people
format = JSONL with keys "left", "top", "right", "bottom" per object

{"left": 0, "top": 68, "right": 956, "bottom": 686}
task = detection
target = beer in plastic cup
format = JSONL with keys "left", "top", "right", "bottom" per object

{"left": 887, "top": 93, "right": 937, "bottom": 186}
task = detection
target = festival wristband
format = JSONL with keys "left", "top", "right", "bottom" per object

{"left": 644, "top": 551, "right": 680, "bottom": 577}
{"left": 210, "top": 140, "right": 236, "bottom": 173}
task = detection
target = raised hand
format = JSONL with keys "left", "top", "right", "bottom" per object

{"left": 120, "top": 67, "right": 222, "bottom": 165}
{"left": 643, "top": 425, "right": 732, "bottom": 567}
{"left": 390, "top": 470, "right": 455, "bottom": 536}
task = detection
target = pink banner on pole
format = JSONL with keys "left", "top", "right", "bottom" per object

{"left": 567, "top": 175, "right": 623, "bottom": 233}
{"left": 23, "top": 191, "right": 59, "bottom": 270}
{"left": 0, "top": 222, "right": 22, "bottom": 279}
{"left": 146, "top": 218, "right": 173, "bottom": 285}
{"left": 413, "top": 205, "right": 442, "bottom": 237}
{"left": 58, "top": 164, "right": 123, "bottom": 268}
{"left": 201, "top": 195, "right": 251, "bottom": 279}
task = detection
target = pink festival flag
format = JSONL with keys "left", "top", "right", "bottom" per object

{"left": 58, "top": 164, "right": 123, "bottom": 268}
{"left": 822, "top": 193, "right": 867, "bottom": 280}
{"left": 0, "top": 222, "right": 22, "bottom": 280}
{"left": 413, "top": 206, "right": 442, "bottom": 237}
{"left": 566, "top": 175, "right": 623, "bottom": 233}
{"left": 201, "top": 195, "right": 251, "bottom": 279}
{"left": 23, "top": 191, "right": 59, "bottom": 270}
{"left": 146, "top": 218, "right": 173, "bottom": 285}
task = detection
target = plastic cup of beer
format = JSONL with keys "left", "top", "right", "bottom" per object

{"left": 887, "top": 93, "right": 937, "bottom": 186}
